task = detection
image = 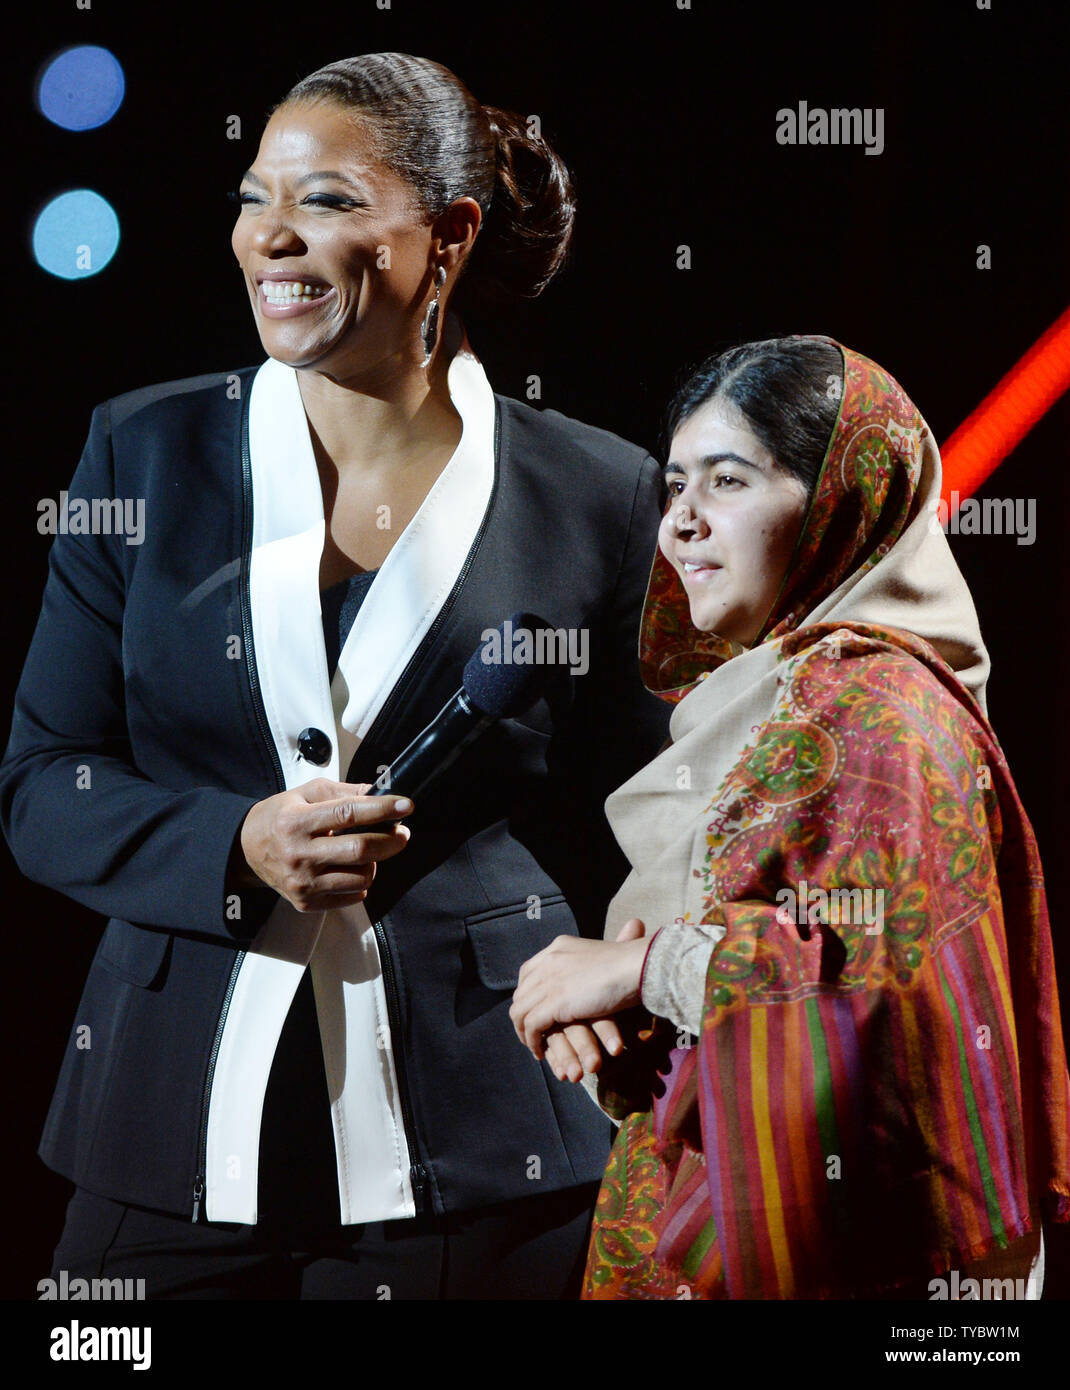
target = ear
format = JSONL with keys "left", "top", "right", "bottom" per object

{"left": 430, "top": 197, "right": 482, "bottom": 279}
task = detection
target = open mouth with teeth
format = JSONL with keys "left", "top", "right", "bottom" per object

{"left": 259, "top": 279, "right": 333, "bottom": 307}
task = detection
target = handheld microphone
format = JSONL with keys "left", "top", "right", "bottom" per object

{"left": 349, "top": 612, "right": 558, "bottom": 830}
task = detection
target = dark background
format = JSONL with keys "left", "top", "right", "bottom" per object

{"left": 4, "top": 0, "right": 1067, "bottom": 1303}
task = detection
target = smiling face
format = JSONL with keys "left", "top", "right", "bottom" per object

{"left": 231, "top": 100, "right": 442, "bottom": 380}
{"left": 659, "top": 397, "right": 812, "bottom": 645}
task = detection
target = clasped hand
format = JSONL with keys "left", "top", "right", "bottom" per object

{"left": 509, "top": 919, "right": 650, "bottom": 1083}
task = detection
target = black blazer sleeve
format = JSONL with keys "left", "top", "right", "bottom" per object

{"left": 0, "top": 401, "right": 259, "bottom": 940}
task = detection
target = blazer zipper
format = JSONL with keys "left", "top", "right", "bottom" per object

{"left": 192, "top": 951, "right": 245, "bottom": 1222}
{"left": 373, "top": 917, "right": 429, "bottom": 1213}
{"left": 351, "top": 399, "right": 501, "bottom": 764}
{"left": 193, "top": 386, "right": 285, "bottom": 1221}
{"left": 237, "top": 378, "right": 286, "bottom": 791}
{"left": 352, "top": 399, "right": 501, "bottom": 1216}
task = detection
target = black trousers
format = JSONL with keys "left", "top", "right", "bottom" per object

{"left": 51, "top": 973, "right": 599, "bottom": 1299}
{"left": 50, "top": 1181, "right": 598, "bottom": 1300}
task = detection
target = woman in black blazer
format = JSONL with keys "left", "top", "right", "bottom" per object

{"left": 0, "top": 53, "right": 669, "bottom": 1299}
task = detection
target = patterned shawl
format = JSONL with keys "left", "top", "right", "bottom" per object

{"left": 584, "top": 340, "right": 1070, "bottom": 1299}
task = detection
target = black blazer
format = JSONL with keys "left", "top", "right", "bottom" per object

{"left": 0, "top": 367, "right": 670, "bottom": 1219}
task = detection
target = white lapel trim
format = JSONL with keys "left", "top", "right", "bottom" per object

{"left": 205, "top": 321, "right": 497, "bottom": 1224}
{"left": 329, "top": 321, "right": 497, "bottom": 775}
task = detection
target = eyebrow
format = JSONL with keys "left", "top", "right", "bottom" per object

{"left": 661, "top": 452, "right": 761, "bottom": 477}
{"left": 239, "top": 169, "right": 363, "bottom": 190}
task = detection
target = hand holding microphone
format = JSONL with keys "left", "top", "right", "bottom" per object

{"left": 234, "top": 778, "right": 413, "bottom": 912}
{"left": 235, "top": 614, "right": 559, "bottom": 910}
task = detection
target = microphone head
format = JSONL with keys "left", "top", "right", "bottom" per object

{"left": 462, "top": 612, "right": 562, "bottom": 717}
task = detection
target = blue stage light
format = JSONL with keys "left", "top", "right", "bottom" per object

{"left": 37, "top": 46, "right": 125, "bottom": 131}
{"left": 32, "top": 190, "right": 120, "bottom": 280}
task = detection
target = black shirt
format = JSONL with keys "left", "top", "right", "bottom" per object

{"left": 319, "top": 569, "right": 379, "bottom": 681}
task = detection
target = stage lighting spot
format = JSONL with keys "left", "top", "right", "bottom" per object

{"left": 33, "top": 191, "right": 120, "bottom": 280}
{"left": 37, "top": 46, "right": 125, "bottom": 131}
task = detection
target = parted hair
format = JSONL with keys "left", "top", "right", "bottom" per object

{"left": 663, "top": 337, "right": 845, "bottom": 496}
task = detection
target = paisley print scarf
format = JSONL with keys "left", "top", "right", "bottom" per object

{"left": 584, "top": 340, "right": 1070, "bottom": 1299}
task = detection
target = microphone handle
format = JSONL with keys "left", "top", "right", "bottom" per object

{"left": 343, "top": 689, "right": 494, "bottom": 834}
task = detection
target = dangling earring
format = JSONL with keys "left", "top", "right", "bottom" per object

{"left": 420, "top": 265, "right": 447, "bottom": 368}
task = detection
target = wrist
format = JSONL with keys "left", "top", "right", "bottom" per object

{"left": 637, "top": 926, "right": 665, "bottom": 1004}
{"left": 620, "top": 935, "right": 651, "bottom": 1008}
{"left": 229, "top": 814, "right": 264, "bottom": 890}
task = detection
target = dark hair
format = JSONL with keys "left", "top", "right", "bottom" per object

{"left": 279, "top": 53, "right": 575, "bottom": 308}
{"left": 662, "top": 337, "right": 844, "bottom": 495}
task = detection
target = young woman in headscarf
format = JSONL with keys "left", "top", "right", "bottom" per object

{"left": 510, "top": 335, "right": 1070, "bottom": 1298}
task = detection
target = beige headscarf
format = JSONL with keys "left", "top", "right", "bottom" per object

{"left": 602, "top": 338, "right": 991, "bottom": 940}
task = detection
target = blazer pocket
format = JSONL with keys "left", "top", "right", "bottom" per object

{"left": 465, "top": 896, "right": 575, "bottom": 991}
{"left": 94, "top": 918, "right": 173, "bottom": 988}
